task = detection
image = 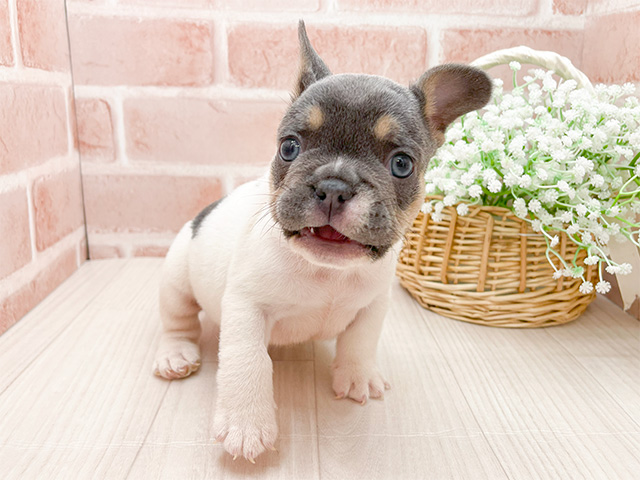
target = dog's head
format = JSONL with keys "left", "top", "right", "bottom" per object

{"left": 270, "top": 21, "right": 491, "bottom": 268}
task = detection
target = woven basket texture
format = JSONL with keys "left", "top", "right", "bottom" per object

{"left": 396, "top": 201, "right": 597, "bottom": 328}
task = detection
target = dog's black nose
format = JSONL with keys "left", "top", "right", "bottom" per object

{"left": 314, "top": 178, "right": 355, "bottom": 218}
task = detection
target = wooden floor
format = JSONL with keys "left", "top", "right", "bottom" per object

{"left": 0, "top": 259, "right": 638, "bottom": 480}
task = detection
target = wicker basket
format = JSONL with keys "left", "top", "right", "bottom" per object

{"left": 396, "top": 47, "right": 598, "bottom": 328}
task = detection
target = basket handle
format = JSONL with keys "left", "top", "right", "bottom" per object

{"left": 470, "top": 46, "right": 595, "bottom": 94}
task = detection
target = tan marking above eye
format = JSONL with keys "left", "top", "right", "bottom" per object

{"left": 307, "top": 104, "right": 324, "bottom": 130}
{"left": 373, "top": 114, "right": 400, "bottom": 141}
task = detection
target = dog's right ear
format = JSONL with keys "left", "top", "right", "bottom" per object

{"left": 293, "top": 20, "right": 331, "bottom": 99}
{"left": 411, "top": 65, "right": 492, "bottom": 146}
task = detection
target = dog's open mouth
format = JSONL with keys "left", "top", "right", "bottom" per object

{"left": 282, "top": 224, "right": 385, "bottom": 263}
{"left": 284, "top": 225, "right": 378, "bottom": 258}
{"left": 300, "top": 225, "right": 355, "bottom": 244}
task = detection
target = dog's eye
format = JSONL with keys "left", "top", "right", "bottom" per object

{"left": 279, "top": 137, "right": 301, "bottom": 162}
{"left": 390, "top": 153, "right": 414, "bottom": 178}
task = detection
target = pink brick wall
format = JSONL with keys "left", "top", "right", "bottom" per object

{"left": 0, "top": 0, "right": 85, "bottom": 335}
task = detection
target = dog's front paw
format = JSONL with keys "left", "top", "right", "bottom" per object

{"left": 332, "top": 361, "right": 391, "bottom": 405}
{"left": 153, "top": 336, "right": 201, "bottom": 380}
{"left": 213, "top": 406, "right": 278, "bottom": 462}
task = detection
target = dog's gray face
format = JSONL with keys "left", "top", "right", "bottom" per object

{"left": 270, "top": 22, "right": 491, "bottom": 268}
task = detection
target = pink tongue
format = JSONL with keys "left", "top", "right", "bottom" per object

{"left": 316, "top": 225, "right": 348, "bottom": 242}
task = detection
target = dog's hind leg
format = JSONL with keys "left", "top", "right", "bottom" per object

{"left": 153, "top": 226, "right": 202, "bottom": 380}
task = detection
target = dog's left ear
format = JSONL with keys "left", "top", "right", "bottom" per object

{"left": 412, "top": 65, "right": 492, "bottom": 145}
{"left": 294, "top": 20, "right": 331, "bottom": 99}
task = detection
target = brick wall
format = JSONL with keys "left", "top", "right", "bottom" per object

{"left": 0, "top": 0, "right": 86, "bottom": 334}
{"left": 66, "top": 0, "right": 589, "bottom": 258}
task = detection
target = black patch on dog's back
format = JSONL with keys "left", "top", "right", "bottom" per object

{"left": 191, "top": 197, "right": 225, "bottom": 238}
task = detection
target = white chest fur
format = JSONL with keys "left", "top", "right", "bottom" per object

{"left": 179, "top": 176, "right": 396, "bottom": 347}
{"left": 264, "top": 266, "right": 387, "bottom": 344}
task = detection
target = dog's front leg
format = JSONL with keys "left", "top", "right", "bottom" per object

{"left": 332, "top": 293, "right": 391, "bottom": 404}
{"left": 213, "top": 293, "right": 277, "bottom": 462}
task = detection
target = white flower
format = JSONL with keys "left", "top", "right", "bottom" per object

{"left": 487, "top": 179, "right": 502, "bottom": 193}
{"left": 580, "top": 137, "right": 594, "bottom": 150}
{"left": 443, "top": 194, "right": 456, "bottom": 206}
{"left": 518, "top": 175, "right": 532, "bottom": 189}
{"left": 531, "top": 219, "right": 543, "bottom": 232}
{"left": 469, "top": 163, "right": 482, "bottom": 175}
{"left": 445, "top": 126, "right": 464, "bottom": 143}
{"left": 612, "top": 176, "right": 623, "bottom": 190}
{"left": 584, "top": 255, "right": 599, "bottom": 265}
{"left": 557, "top": 180, "right": 571, "bottom": 193}
{"left": 607, "top": 84, "right": 623, "bottom": 98}
{"left": 567, "top": 224, "right": 579, "bottom": 235}
{"left": 457, "top": 203, "right": 469, "bottom": 216}
{"left": 481, "top": 139, "right": 499, "bottom": 153}
{"left": 572, "top": 164, "right": 586, "bottom": 181}
{"left": 553, "top": 270, "right": 563, "bottom": 279}
{"left": 504, "top": 172, "right": 520, "bottom": 188}
{"left": 603, "top": 119, "right": 621, "bottom": 136}
{"left": 541, "top": 189, "right": 559, "bottom": 204}
{"left": 591, "top": 174, "right": 605, "bottom": 188}
{"left": 608, "top": 223, "right": 621, "bottom": 235}
{"left": 528, "top": 199, "right": 541, "bottom": 213}
{"left": 597, "top": 231, "right": 610, "bottom": 244}
{"left": 461, "top": 172, "right": 475, "bottom": 186}
{"left": 614, "top": 145, "right": 633, "bottom": 158}
{"left": 596, "top": 281, "right": 611, "bottom": 294}
{"left": 508, "top": 135, "right": 526, "bottom": 154}
{"left": 576, "top": 156, "right": 594, "bottom": 172}
{"left": 576, "top": 204, "right": 588, "bottom": 217}
{"left": 550, "top": 235, "right": 559, "bottom": 247}
{"left": 618, "top": 263, "right": 632, "bottom": 275}
{"left": 538, "top": 209, "right": 553, "bottom": 224}
{"left": 559, "top": 211, "right": 573, "bottom": 223}
{"left": 543, "top": 74, "right": 557, "bottom": 92}
{"left": 579, "top": 281, "right": 594, "bottom": 294}
{"left": 509, "top": 61, "right": 522, "bottom": 71}
{"left": 468, "top": 185, "right": 483, "bottom": 198}
{"left": 421, "top": 202, "right": 433, "bottom": 214}
{"left": 514, "top": 198, "right": 527, "bottom": 218}
{"left": 482, "top": 168, "right": 498, "bottom": 181}
{"left": 535, "top": 168, "right": 549, "bottom": 181}
{"left": 571, "top": 266, "right": 585, "bottom": 278}
{"left": 605, "top": 264, "right": 619, "bottom": 275}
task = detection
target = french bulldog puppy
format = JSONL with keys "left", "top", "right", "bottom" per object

{"left": 153, "top": 21, "right": 491, "bottom": 462}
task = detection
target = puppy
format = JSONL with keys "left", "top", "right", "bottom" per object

{"left": 153, "top": 21, "right": 491, "bottom": 462}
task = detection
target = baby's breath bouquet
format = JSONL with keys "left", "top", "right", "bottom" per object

{"left": 424, "top": 62, "right": 640, "bottom": 295}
